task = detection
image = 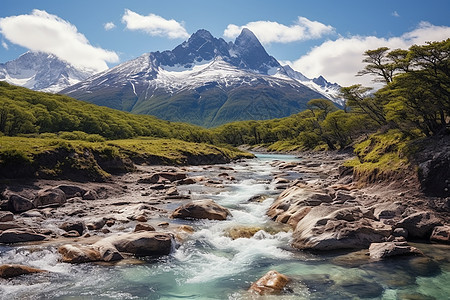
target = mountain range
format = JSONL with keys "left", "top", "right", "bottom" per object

{"left": 1, "top": 29, "right": 341, "bottom": 127}
{"left": 0, "top": 51, "right": 94, "bottom": 93}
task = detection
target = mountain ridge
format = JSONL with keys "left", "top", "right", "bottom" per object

{"left": 0, "top": 51, "right": 95, "bottom": 93}
{"left": 61, "top": 28, "right": 341, "bottom": 127}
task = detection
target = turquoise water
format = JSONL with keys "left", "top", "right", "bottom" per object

{"left": 0, "top": 154, "right": 449, "bottom": 299}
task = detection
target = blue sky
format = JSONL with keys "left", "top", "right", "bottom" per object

{"left": 1, "top": 0, "right": 450, "bottom": 86}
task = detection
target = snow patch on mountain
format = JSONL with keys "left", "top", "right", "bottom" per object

{"left": 0, "top": 51, "right": 95, "bottom": 93}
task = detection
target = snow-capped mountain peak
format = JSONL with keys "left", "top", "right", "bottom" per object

{"left": 61, "top": 28, "right": 342, "bottom": 126}
{"left": 0, "top": 51, "right": 95, "bottom": 93}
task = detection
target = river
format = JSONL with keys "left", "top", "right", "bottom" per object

{"left": 0, "top": 153, "right": 449, "bottom": 299}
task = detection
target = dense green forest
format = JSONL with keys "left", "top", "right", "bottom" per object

{"left": 213, "top": 38, "right": 450, "bottom": 153}
{"left": 0, "top": 81, "right": 214, "bottom": 143}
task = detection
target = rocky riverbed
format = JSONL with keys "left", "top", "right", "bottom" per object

{"left": 0, "top": 152, "right": 449, "bottom": 299}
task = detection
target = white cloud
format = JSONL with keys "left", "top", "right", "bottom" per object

{"left": 0, "top": 9, "right": 118, "bottom": 72}
{"left": 287, "top": 22, "right": 450, "bottom": 87}
{"left": 223, "top": 17, "right": 334, "bottom": 44}
{"left": 104, "top": 22, "right": 116, "bottom": 31}
{"left": 1, "top": 40, "right": 7, "bottom": 50}
{"left": 122, "top": 9, "right": 189, "bottom": 39}
{"left": 392, "top": 11, "right": 400, "bottom": 17}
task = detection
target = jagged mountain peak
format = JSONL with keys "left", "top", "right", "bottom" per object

{"left": 0, "top": 51, "right": 95, "bottom": 92}
{"left": 234, "top": 28, "right": 261, "bottom": 47}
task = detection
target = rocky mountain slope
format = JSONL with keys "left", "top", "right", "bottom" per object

{"left": 0, "top": 52, "right": 94, "bottom": 93}
{"left": 62, "top": 29, "right": 341, "bottom": 127}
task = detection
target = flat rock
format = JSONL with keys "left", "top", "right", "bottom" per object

{"left": 171, "top": 199, "right": 230, "bottom": 220}
{"left": 0, "top": 264, "right": 46, "bottom": 278}
{"left": 0, "top": 229, "right": 47, "bottom": 243}
{"left": 369, "top": 242, "right": 424, "bottom": 259}
{"left": 249, "top": 270, "right": 290, "bottom": 295}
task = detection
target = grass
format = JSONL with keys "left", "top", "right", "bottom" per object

{"left": 343, "top": 129, "right": 421, "bottom": 183}
{"left": 0, "top": 136, "right": 253, "bottom": 181}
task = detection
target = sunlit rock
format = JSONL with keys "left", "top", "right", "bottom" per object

{"left": 171, "top": 199, "right": 230, "bottom": 220}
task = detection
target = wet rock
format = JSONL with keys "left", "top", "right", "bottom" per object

{"left": 248, "top": 194, "right": 268, "bottom": 203}
{"left": 397, "top": 211, "right": 442, "bottom": 239}
{"left": 134, "top": 223, "right": 155, "bottom": 232}
{"left": 430, "top": 225, "right": 450, "bottom": 244}
{"left": 56, "top": 184, "right": 87, "bottom": 199}
{"left": 178, "top": 225, "right": 194, "bottom": 233}
{"left": 33, "top": 188, "right": 66, "bottom": 208}
{"left": 369, "top": 242, "right": 424, "bottom": 259}
{"left": 337, "top": 278, "right": 384, "bottom": 299}
{"left": 249, "top": 270, "right": 290, "bottom": 295}
{"left": 292, "top": 206, "right": 391, "bottom": 251}
{"left": 171, "top": 199, "right": 231, "bottom": 220}
{"left": 225, "top": 226, "right": 262, "bottom": 240}
{"left": 158, "top": 222, "right": 169, "bottom": 227}
{"left": 58, "top": 244, "right": 102, "bottom": 263}
{"left": 101, "top": 231, "right": 173, "bottom": 257}
{"left": 0, "top": 229, "right": 47, "bottom": 243}
{"left": 0, "top": 211, "right": 13, "bottom": 222}
{"left": 0, "top": 264, "right": 46, "bottom": 278}
{"left": 7, "top": 194, "right": 34, "bottom": 213}
{"left": 60, "top": 221, "right": 86, "bottom": 236}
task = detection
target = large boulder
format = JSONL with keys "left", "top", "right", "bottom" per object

{"left": 58, "top": 231, "right": 173, "bottom": 263}
{"left": 249, "top": 270, "right": 290, "bottom": 295}
{"left": 292, "top": 206, "right": 391, "bottom": 251}
{"left": 102, "top": 231, "right": 173, "bottom": 257}
{"left": 0, "top": 264, "right": 46, "bottom": 278}
{"left": 369, "top": 242, "right": 423, "bottom": 259}
{"left": 267, "top": 185, "right": 332, "bottom": 228}
{"left": 33, "top": 188, "right": 66, "bottom": 208}
{"left": 430, "top": 225, "right": 450, "bottom": 244}
{"left": 0, "top": 229, "right": 47, "bottom": 243}
{"left": 7, "top": 194, "right": 34, "bottom": 213}
{"left": 171, "top": 199, "right": 230, "bottom": 220}
{"left": 397, "top": 211, "right": 442, "bottom": 239}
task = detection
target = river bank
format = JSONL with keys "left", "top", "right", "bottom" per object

{"left": 0, "top": 151, "right": 449, "bottom": 299}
